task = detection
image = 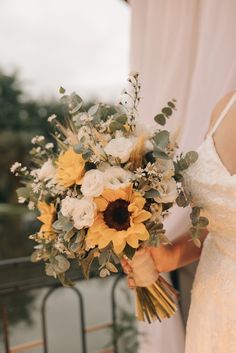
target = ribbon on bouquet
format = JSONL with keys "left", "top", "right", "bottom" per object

{"left": 126, "top": 248, "right": 179, "bottom": 323}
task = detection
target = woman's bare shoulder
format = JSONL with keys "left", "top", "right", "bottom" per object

{"left": 208, "top": 91, "right": 236, "bottom": 132}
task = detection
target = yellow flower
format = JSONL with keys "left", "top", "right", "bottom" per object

{"left": 37, "top": 201, "right": 56, "bottom": 240}
{"left": 56, "top": 149, "right": 85, "bottom": 187}
{"left": 86, "top": 184, "right": 151, "bottom": 254}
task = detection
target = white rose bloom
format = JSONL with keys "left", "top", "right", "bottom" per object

{"left": 36, "top": 159, "right": 56, "bottom": 181}
{"left": 72, "top": 197, "right": 97, "bottom": 230}
{"left": 104, "top": 137, "right": 134, "bottom": 163}
{"left": 154, "top": 178, "right": 178, "bottom": 204}
{"left": 81, "top": 169, "right": 104, "bottom": 197}
{"left": 104, "top": 166, "right": 131, "bottom": 189}
{"left": 61, "top": 196, "right": 77, "bottom": 217}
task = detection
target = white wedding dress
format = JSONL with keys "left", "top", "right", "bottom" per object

{"left": 183, "top": 93, "right": 236, "bottom": 353}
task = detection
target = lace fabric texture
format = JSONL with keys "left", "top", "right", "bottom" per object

{"left": 183, "top": 134, "right": 236, "bottom": 353}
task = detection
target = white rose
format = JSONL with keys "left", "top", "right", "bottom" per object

{"left": 81, "top": 169, "right": 104, "bottom": 197}
{"left": 36, "top": 159, "right": 56, "bottom": 181}
{"left": 72, "top": 197, "right": 97, "bottom": 229}
{"left": 154, "top": 178, "right": 178, "bottom": 204}
{"left": 104, "top": 166, "right": 131, "bottom": 189}
{"left": 104, "top": 137, "right": 134, "bottom": 163}
{"left": 61, "top": 196, "right": 77, "bottom": 217}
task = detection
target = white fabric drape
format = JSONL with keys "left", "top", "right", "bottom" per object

{"left": 129, "top": 1, "right": 236, "bottom": 352}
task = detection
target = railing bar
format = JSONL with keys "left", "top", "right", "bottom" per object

{"left": 9, "top": 340, "right": 43, "bottom": 353}
{"left": 0, "top": 257, "right": 31, "bottom": 266}
{"left": 1, "top": 305, "right": 10, "bottom": 353}
{"left": 91, "top": 348, "right": 114, "bottom": 353}
{"left": 85, "top": 322, "right": 113, "bottom": 333}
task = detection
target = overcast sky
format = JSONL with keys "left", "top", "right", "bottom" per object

{"left": 0, "top": 0, "right": 130, "bottom": 102}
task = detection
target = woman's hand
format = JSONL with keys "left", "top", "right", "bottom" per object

{"left": 121, "top": 246, "right": 170, "bottom": 288}
{"left": 121, "top": 229, "right": 207, "bottom": 289}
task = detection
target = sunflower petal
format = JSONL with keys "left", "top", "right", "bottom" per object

{"left": 102, "top": 188, "right": 128, "bottom": 202}
{"left": 98, "top": 229, "right": 115, "bottom": 249}
{"left": 133, "top": 210, "right": 152, "bottom": 223}
{"left": 113, "top": 239, "right": 126, "bottom": 254}
{"left": 132, "top": 223, "right": 150, "bottom": 241}
{"left": 126, "top": 233, "right": 139, "bottom": 248}
{"left": 94, "top": 197, "right": 108, "bottom": 212}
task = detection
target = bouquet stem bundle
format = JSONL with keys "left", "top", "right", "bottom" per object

{"left": 135, "top": 275, "right": 179, "bottom": 323}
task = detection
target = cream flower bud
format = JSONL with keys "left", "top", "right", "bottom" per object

{"left": 36, "top": 159, "right": 56, "bottom": 181}
{"left": 72, "top": 197, "right": 97, "bottom": 230}
{"left": 104, "top": 166, "right": 131, "bottom": 189}
{"left": 81, "top": 169, "right": 104, "bottom": 197}
{"left": 104, "top": 137, "right": 134, "bottom": 163}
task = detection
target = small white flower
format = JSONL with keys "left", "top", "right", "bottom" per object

{"left": 61, "top": 196, "right": 77, "bottom": 218}
{"left": 45, "top": 143, "right": 54, "bottom": 150}
{"left": 10, "top": 162, "right": 22, "bottom": 174}
{"left": 72, "top": 197, "right": 97, "bottom": 230}
{"left": 48, "top": 114, "right": 57, "bottom": 122}
{"left": 36, "top": 159, "right": 56, "bottom": 181}
{"left": 18, "top": 197, "right": 26, "bottom": 204}
{"left": 81, "top": 169, "right": 104, "bottom": 197}
{"left": 104, "top": 137, "right": 134, "bottom": 163}
{"left": 104, "top": 166, "right": 131, "bottom": 189}
{"left": 31, "top": 136, "right": 45, "bottom": 144}
{"left": 32, "top": 182, "right": 42, "bottom": 193}
{"left": 35, "top": 147, "right": 42, "bottom": 153}
{"left": 28, "top": 201, "right": 35, "bottom": 210}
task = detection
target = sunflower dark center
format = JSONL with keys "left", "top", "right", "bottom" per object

{"left": 103, "top": 199, "right": 130, "bottom": 231}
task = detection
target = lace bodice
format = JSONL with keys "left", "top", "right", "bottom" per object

{"left": 184, "top": 134, "right": 236, "bottom": 240}
{"left": 184, "top": 93, "right": 236, "bottom": 353}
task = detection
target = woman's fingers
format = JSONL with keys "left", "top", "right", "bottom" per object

{"left": 121, "top": 258, "right": 133, "bottom": 274}
{"left": 127, "top": 275, "right": 136, "bottom": 289}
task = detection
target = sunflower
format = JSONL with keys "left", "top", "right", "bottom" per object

{"left": 56, "top": 149, "right": 85, "bottom": 187}
{"left": 37, "top": 201, "right": 56, "bottom": 240}
{"left": 86, "top": 184, "right": 151, "bottom": 254}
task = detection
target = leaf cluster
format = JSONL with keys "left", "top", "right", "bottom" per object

{"left": 154, "top": 99, "right": 176, "bottom": 126}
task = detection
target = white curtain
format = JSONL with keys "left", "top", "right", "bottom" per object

{"left": 129, "top": 1, "right": 236, "bottom": 352}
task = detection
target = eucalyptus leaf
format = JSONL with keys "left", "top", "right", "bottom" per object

{"left": 109, "top": 121, "right": 123, "bottom": 132}
{"left": 16, "top": 187, "right": 30, "bottom": 200}
{"left": 154, "top": 114, "right": 166, "bottom": 126}
{"left": 144, "top": 189, "right": 160, "bottom": 199}
{"left": 82, "top": 149, "right": 92, "bottom": 160}
{"left": 81, "top": 248, "right": 97, "bottom": 279}
{"left": 168, "top": 101, "right": 176, "bottom": 109}
{"left": 73, "top": 143, "right": 84, "bottom": 154}
{"left": 106, "top": 262, "right": 118, "bottom": 273}
{"left": 176, "top": 191, "right": 189, "bottom": 207}
{"left": 100, "top": 268, "right": 110, "bottom": 278}
{"left": 115, "top": 114, "right": 128, "bottom": 124}
{"left": 153, "top": 149, "right": 170, "bottom": 160}
{"left": 153, "top": 130, "right": 170, "bottom": 149}
{"left": 185, "top": 151, "right": 198, "bottom": 165}
{"left": 162, "top": 107, "right": 172, "bottom": 116}
{"left": 198, "top": 216, "right": 209, "bottom": 228}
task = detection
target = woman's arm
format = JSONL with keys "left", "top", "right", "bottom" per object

{"left": 149, "top": 229, "right": 208, "bottom": 273}
{"left": 121, "top": 229, "right": 208, "bottom": 286}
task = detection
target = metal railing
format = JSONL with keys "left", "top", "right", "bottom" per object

{"left": 0, "top": 257, "right": 124, "bottom": 353}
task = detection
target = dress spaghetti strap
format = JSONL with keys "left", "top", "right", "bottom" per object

{"left": 209, "top": 92, "right": 236, "bottom": 136}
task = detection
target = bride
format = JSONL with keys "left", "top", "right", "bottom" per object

{"left": 122, "top": 91, "right": 236, "bottom": 353}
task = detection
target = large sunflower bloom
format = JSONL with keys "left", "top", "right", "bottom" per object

{"left": 86, "top": 184, "right": 151, "bottom": 254}
{"left": 37, "top": 201, "right": 56, "bottom": 240}
{"left": 56, "top": 149, "right": 85, "bottom": 187}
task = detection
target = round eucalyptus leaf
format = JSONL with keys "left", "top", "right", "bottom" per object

{"left": 154, "top": 114, "right": 166, "bottom": 126}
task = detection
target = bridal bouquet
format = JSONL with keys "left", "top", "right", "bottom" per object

{"left": 11, "top": 73, "right": 205, "bottom": 323}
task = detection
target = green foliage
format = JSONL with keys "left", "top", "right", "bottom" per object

{"left": 154, "top": 99, "right": 176, "bottom": 126}
{"left": 152, "top": 130, "right": 171, "bottom": 160}
{"left": 190, "top": 206, "right": 209, "bottom": 247}
{"left": 0, "top": 70, "right": 62, "bottom": 203}
{"left": 174, "top": 151, "right": 199, "bottom": 181}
